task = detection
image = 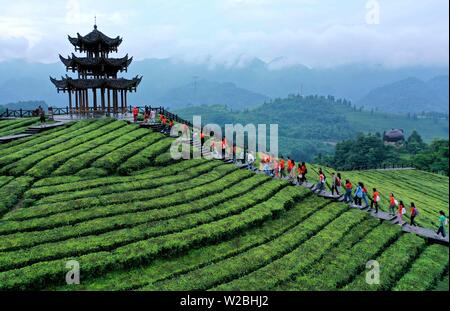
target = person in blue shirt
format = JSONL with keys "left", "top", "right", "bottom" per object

{"left": 436, "top": 211, "right": 448, "bottom": 238}
{"left": 353, "top": 182, "right": 363, "bottom": 206}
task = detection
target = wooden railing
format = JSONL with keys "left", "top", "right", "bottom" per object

{"left": 0, "top": 105, "right": 193, "bottom": 127}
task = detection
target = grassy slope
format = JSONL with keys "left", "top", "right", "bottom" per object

{"left": 0, "top": 118, "right": 448, "bottom": 291}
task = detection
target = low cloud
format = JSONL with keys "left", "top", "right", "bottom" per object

{"left": 0, "top": 0, "right": 448, "bottom": 69}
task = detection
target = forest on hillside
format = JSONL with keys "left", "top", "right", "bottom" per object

{"left": 175, "top": 95, "right": 449, "bottom": 162}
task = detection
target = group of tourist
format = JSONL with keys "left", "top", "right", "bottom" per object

{"left": 254, "top": 153, "right": 448, "bottom": 238}
{"left": 328, "top": 172, "right": 447, "bottom": 238}
{"left": 141, "top": 114, "right": 448, "bottom": 240}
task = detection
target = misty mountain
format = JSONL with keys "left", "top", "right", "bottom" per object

{"left": 0, "top": 100, "right": 48, "bottom": 111}
{"left": 357, "top": 76, "right": 449, "bottom": 114}
{"left": 158, "top": 79, "right": 268, "bottom": 110}
{"left": 0, "top": 58, "right": 448, "bottom": 111}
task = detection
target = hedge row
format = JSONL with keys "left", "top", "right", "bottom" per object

{"left": 0, "top": 165, "right": 241, "bottom": 234}
{"left": 57, "top": 195, "right": 326, "bottom": 290}
{"left": 0, "top": 173, "right": 278, "bottom": 271}
{"left": 0, "top": 118, "right": 38, "bottom": 136}
{"left": 29, "top": 158, "right": 206, "bottom": 192}
{"left": 91, "top": 131, "right": 165, "bottom": 173}
{"left": 343, "top": 233, "right": 426, "bottom": 291}
{"left": 0, "top": 185, "right": 305, "bottom": 290}
{"left": 1, "top": 171, "right": 266, "bottom": 252}
{"left": 0, "top": 121, "right": 71, "bottom": 155}
{"left": 275, "top": 218, "right": 383, "bottom": 290}
{"left": 392, "top": 244, "right": 449, "bottom": 291}
{"left": 32, "top": 160, "right": 223, "bottom": 206}
{"left": 206, "top": 209, "right": 367, "bottom": 291}
{"left": 25, "top": 121, "right": 127, "bottom": 178}
{"left": 143, "top": 203, "right": 355, "bottom": 290}
{"left": 286, "top": 223, "right": 402, "bottom": 291}
{"left": 74, "top": 168, "right": 109, "bottom": 178}
{"left": 0, "top": 119, "right": 113, "bottom": 176}
{"left": 0, "top": 177, "right": 34, "bottom": 216}
{"left": 0, "top": 119, "right": 103, "bottom": 168}
{"left": 52, "top": 125, "right": 142, "bottom": 176}
{"left": 6, "top": 162, "right": 226, "bottom": 223}
{"left": 117, "top": 138, "right": 174, "bottom": 175}
{"left": 0, "top": 176, "right": 14, "bottom": 188}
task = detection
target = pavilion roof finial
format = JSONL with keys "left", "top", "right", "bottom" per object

{"left": 94, "top": 15, "right": 97, "bottom": 29}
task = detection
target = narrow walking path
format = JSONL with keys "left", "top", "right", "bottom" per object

{"left": 0, "top": 122, "right": 66, "bottom": 143}
{"left": 232, "top": 161, "right": 449, "bottom": 245}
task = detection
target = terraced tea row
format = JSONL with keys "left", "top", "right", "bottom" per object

{"left": 0, "top": 185, "right": 306, "bottom": 290}
{"left": 0, "top": 118, "right": 448, "bottom": 291}
{"left": 55, "top": 196, "right": 329, "bottom": 290}
{"left": 0, "top": 118, "right": 38, "bottom": 137}
{"left": 0, "top": 170, "right": 274, "bottom": 252}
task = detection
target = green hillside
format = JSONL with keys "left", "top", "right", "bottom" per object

{"left": 0, "top": 118, "right": 448, "bottom": 291}
{"left": 174, "top": 95, "right": 449, "bottom": 161}
{"left": 0, "top": 118, "right": 39, "bottom": 137}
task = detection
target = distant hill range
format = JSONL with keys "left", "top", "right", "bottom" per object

{"left": 357, "top": 75, "right": 449, "bottom": 114}
{"left": 0, "top": 58, "right": 448, "bottom": 113}
{"left": 0, "top": 100, "right": 48, "bottom": 112}
{"left": 158, "top": 79, "right": 268, "bottom": 110}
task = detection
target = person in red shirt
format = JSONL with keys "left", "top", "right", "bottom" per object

{"left": 361, "top": 183, "right": 369, "bottom": 207}
{"left": 221, "top": 137, "right": 227, "bottom": 159}
{"left": 132, "top": 106, "right": 139, "bottom": 123}
{"left": 344, "top": 179, "right": 353, "bottom": 203}
{"left": 296, "top": 163, "right": 303, "bottom": 184}
{"left": 316, "top": 169, "right": 326, "bottom": 192}
{"left": 275, "top": 160, "right": 280, "bottom": 178}
{"left": 397, "top": 200, "right": 406, "bottom": 225}
{"left": 389, "top": 193, "right": 397, "bottom": 216}
{"left": 300, "top": 162, "right": 307, "bottom": 183}
{"left": 370, "top": 188, "right": 380, "bottom": 213}
{"left": 287, "top": 157, "right": 293, "bottom": 175}
{"left": 279, "top": 157, "right": 285, "bottom": 178}
{"left": 409, "top": 202, "right": 418, "bottom": 226}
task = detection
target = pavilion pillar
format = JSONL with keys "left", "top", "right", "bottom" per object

{"left": 107, "top": 89, "right": 111, "bottom": 114}
{"left": 93, "top": 88, "right": 98, "bottom": 111}
{"left": 85, "top": 89, "right": 89, "bottom": 113}
{"left": 78, "top": 90, "right": 82, "bottom": 113}
{"left": 82, "top": 90, "right": 85, "bottom": 113}
{"left": 114, "top": 90, "right": 118, "bottom": 113}
{"left": 101, "top": 88, "right": 105, "bottom": 112}
{"left": 124, "top": 90, "right": 128, "bottom": 109}
{"left": 120, "top": 90, "right": 124, "bottom": 113}
{"left": 75, "top": 90, "right": 79, "bottom": 113}
{"left": 68, "top": 90, "right": 73, "bottom": 113}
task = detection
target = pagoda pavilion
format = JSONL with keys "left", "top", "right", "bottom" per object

{"left": 50, "top": 24, "right": 142, "bottom": 114}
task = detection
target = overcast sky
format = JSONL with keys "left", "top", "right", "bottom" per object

{"left": 0, "top": 0, "right": 448, "bottom": 68}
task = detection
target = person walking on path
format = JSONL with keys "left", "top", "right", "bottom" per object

{"left": 39, "top": 106, "right": 46, "bottom": 127}
{"left": 344, "top": 179, "right": 353, "bottom": 203}
{"left": 436, "top": 211, "right": 448, "bottom": 238}
{"left": 361, "top": 183, "right": 369, "bottom": 208}
{"left": 289, "top": 159, "right": 296, "bottom": 179}
{"left": 409, "top": 202, "right": 418, "bottom": 227}
{"left": 132, "top": 106, "right": 139, "bottom": 123}
{"left": 354, "top": 182, "right": 363, "bottom": 206}
{"left": 370, "top": 188, "right": 380, "bottom": 213}
{"left": 316, "top": 169, "right": 326, "bottom": 193}
{"left": 331, "top": 172, "right": 341, "bottom": 196}
{"left": 397, "top": 200, "right": 406, "bottom": 225}
{"left": 279, "top": 157, "right": 286, "bottom": 178}
{"left": 389, "top": 193, "right": 398, "bottom": 216}
{"left": 297, "top": 163, "right": 303, "bottom": 184}
{"left": 274, "top": 160, "right": 280, "bottom": 178}
{"left": 300, "top": 162, "right": 307, "bottom": 183}
{"left": 287, "top": 157, "right": 293, "bottom": 178}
